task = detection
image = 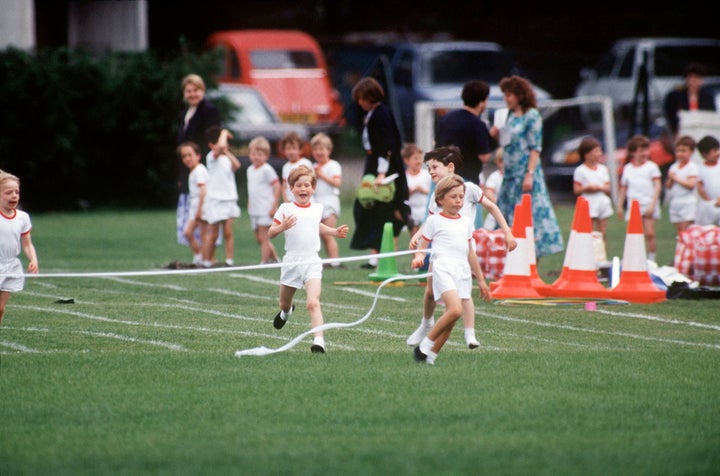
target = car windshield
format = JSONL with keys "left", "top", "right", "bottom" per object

{"left": 654, "top": 45, "right": 720, "bottom": 77}
{"left": 420, "top": 49, "right": 515, "bottom": 84}
{"left": 223, "top": 89, "right": 276, "bottom": 126}
{"left": 250, "top": 50, "right": 318, "bottom": 69}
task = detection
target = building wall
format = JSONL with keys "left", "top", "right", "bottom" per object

{"left": 0, "top": 0, "right": 36, "bottom": 49}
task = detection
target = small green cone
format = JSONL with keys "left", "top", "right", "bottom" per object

{"left": 369, "top": 222, "right": 402, "bottom": 282}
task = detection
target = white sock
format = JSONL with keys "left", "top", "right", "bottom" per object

{"left": 419, "top": 337, "right": 434, "bottom": 355}
{"left": 464, "top": 328, "right": 476, "bottom": 341}
{"left": 422, "top": 317, "right": 434, "bottom": 328}
{"left": 368, "top": 256, "right": 378, "bottom": 266}
{"left": 192, "top": 253, "right": 202, "bottom": 264}
{"left": 313, "top": 336, "right": 325, "bottom": 348}
{"left": 426, "top": 350, "right": 437, "bottom": 364}
{"left": 281, "top": 306, "right": 293, "bottom": 319}
{"left": 202, "top": 260, "right": 212, "bottom": 268}
{"left": 225, "top": 258, "right": 234, "bottom": 266}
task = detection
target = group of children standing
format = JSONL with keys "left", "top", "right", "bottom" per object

{"left": 573, "top": 133, "right": 720, "bottom": 264}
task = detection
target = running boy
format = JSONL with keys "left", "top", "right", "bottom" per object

{"left": 407, "top": 145, "right": 516, "bottom": 349}
{"left": 310, "top": 132, "right": 344, "bottom": 268}
{"left": 179, "top": 141, "right": 208, "bottom": 265}
{"left": 269, "top": 165, "right": 349, "bottom": 353}
{"left": 403, "top": 143, "right": 431, "bottom": 237}
{"left": 411, "top": 174, "right": 491, "bottom": 365}
{"left": 665, "top": 135, "right": 698, "bottom": 234}
{"left": 202, "top": 126, "right": 241, "bottom": 267}
{"left": 0, "top": 171, "right": 39, "bottom": 325}
{"left": 616, "top": 134, "right": 661, "bottom": 263}
{"left": 246, "top": 136, "right": 281, "bottom": 264}
{"left": 696, "top": 135, "right": 720, "bottom": 226}
{"left": 280, "top": 131, "right": 313, "bottom": 203}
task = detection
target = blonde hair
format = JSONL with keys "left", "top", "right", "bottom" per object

{"left": 310, "top": 132, "right": 333, "bottom": 152}
{"left": 181, "top": 74, "right": 206, "bottom": 92}
{"left": 288, "top": 165, "right": 316, "bottom": 188}
{"left": 249, "top": 136, "right": 271, "bottom": 155}
{"left": 0, "top": 170, "right": 20, "bottom": 187}
{"left": 401, "top": 143, "right": 423, "bottom": 159}
{"left": 434, "top": 174, "right": 465, "bottom": 206}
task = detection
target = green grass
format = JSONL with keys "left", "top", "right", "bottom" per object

{"left": 1, "top": 201, "right": 719, "bottom": 475}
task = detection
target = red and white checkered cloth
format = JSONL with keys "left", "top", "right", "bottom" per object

{"left": 674, "top": 225, "right": 720, "bottom": 286}
{"left": 473, "top": 228, "right": 508, "bottom": 281}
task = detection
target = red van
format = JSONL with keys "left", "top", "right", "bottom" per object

{"left": 206, "top": 29, "right": 344, "bottom": 136}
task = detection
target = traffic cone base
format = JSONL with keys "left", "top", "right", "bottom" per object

{"left": 492, "top": 274, "right": 543, "bottom": 299}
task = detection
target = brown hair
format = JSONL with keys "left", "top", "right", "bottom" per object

{"left": 577, "top": 137, "right": 602, "bottom": 161}
{"left": 177, "top": 141, "right": 201, "bottom": 157}
{"left": 674, "top": 135, "right": 696, "bottom": 151}
{"left": 288, "top": 164, "right": 316, "bottom": 188}
{"left": 280, "top": 131, "right": 304, "bottom": 150}
{"left": 352, "top": 77, "right": 385, "bottom": 104}
{"left": 401, "top": 143, "right": 423, "bottom": 160}
{"left": 499, "top": 75, "right": 537, "bottom": 111}
{"left": 434, "top": 174, "right": 465, "bottom": 207}
{"left": 626, "top": 134, "right": 651, "bottom": 155}
{"left": 424, "top": 145, "right": 464, "bottom": 172}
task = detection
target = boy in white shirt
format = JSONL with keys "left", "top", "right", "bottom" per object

{"left": 246, "top": 136, "right": 281, "bottom": 264}
{"left": 269, "top": 165, "right": 349, "bottom": 353}
{"left": 310, "top": 133, "right": 344, "bottom": 268}
{"left": 202, "top": 126, "right": 241, "bottom": 267}
{"left": 696, "top": 135, "right": 720, "bottom": 226}
{"left": 403, "top": 143, "right": 431, "bottom": 237}
{"left": 179, "top": 141, "right": 208, "bottom": 265}
{"left": 280, "top": 132, "right": 313, "bottom": 203}
{"left": 665, "top": 135, "right": 699, "bottom": 234}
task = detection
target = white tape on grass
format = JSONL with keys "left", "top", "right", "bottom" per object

{"left": 235, "top": 273, "right": 431, "bottom": 357}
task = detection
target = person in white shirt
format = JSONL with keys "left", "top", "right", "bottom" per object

{"left": 403, "top": 143, "right": 431, "bottom": 238}
{"left": 696, "top": 135, "right": 720, "bottom": 226}
{"left": 269, "top": 165, "right": 349, "bottom": 353}
{"left": 246, "top": 136, "right": 281, "bottom": 264}
{"left": 573, "top": 137, "right": 613, "bottom": 244}
{"left": 311, "top": 133, "right": 344, "bottom": 268}
{"left": 665, "top": 135, "right": 699, "bottom": 234}
{"left": 280, "top": 132, "right": 313, "bottom": 203}
{"left": 179, "top": 141, "right": 209, "bottom": 265}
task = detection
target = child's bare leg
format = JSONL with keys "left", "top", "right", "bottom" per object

{"left": 419, "top": 290, "right": 462, "bottom": 362}
{"left": 0, "top": 291, "right": 10, "bottom": 325}
{"left": 202, "top": 223, "right": 220, "bottom": 264}
{"left": 643, "top": 217, "right": 656, "bottom": 259}
{"left": 223, "top": 219, "right": 234, "bottom": 263}
{"left": 278, "top": 284, "right": 296, "bottom": 314}
{"left": 407, "top": 273, "right": 436, "bottom": 346}
{"left": 304, "top": 278, "right": 326, "bottom": 352}
{"left": 183, "top": 219, "right": 199, "bottom": 254}
{"left": 461, "top": 299, "right": 479, "bottom": 348}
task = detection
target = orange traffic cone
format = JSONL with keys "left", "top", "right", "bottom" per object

{"left": 491, "top": 203, "right": 542, "bottom": 299}
{"left": 547, "top": 196, "right": 609, "bottom": 297}
{"left": 520, "top": 193, "right": 551, "bottom": 295}
{"left": 609, "top": 200, "right": 666, "bottom": 303}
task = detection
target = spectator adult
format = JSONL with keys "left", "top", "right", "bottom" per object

{"left": 176, "top": 74, "right": 221, "bottom": 246}
{"left": 437, "top": 80, "right": 492, "bottom": 185}
{"left": 664, "top": 62, "right": 716, "bottom": 137}
{"left": 490, "top": 75, "right": 563, "bottom": 259}
{"left": 350, "top": 77, "right": 409, "bottom": 269}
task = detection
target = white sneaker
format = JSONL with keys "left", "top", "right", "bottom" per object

{"left": 466, "top": 338, "right": 480, "bottom": 349}
{"left": 406, "top": 324, "right": 430, "bottom": 346}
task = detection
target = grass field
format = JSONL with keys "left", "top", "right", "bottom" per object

{"left": 1, "top": 200, "right": 719, "bottom": 475}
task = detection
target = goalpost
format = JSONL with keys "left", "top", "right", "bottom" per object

{"left": 414, "top": 95, "right": 619, "bottom": 204}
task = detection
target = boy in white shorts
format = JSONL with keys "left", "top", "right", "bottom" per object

{"left": 246, "top": 136, "right": 281, "bottom": 264}
{"left": 665, "top": 135, "right": 698, "bottom": 234}
{"left": 411, "top": 174, "right": 491, "bottom": 365}
{"left": 696, "top": 135, "right": 720, "bottom": 226}
{"left": 269, "top": 165, "right": 349, "bottom": 353}
{"left": 0, "top": 171, "right": 39, "bottom": 325}
{"left": 403, "top": 143, "right": 431, "bottom": 237}
{"left": 310, "top": 133, "right": 344, "bottom": 268}
{"left": 202, "top": 126, "right": 241, "bottom": 267}
{"left": 573, "top": 137, "right": 613, "bottom": 244}
{"left": 280, "top": 131, "right": 313, "bottom": 203}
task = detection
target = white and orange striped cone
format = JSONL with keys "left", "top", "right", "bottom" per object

{"left": 609, "top": 200, "right": 666, "bottom": 303}
{"left": 490, "top": 203, "right": 542, "bottom": 299}
{"left": 548, "top": 196, "right": 609, "bottom": 297}
{"left": 520, "top": 193, "right": 552, "bottom": 295}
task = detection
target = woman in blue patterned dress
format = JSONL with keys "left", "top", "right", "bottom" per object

{"left": 490, "top": 76, "right": 564, "bottom": 258}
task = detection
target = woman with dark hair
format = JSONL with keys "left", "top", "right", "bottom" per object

{"left": 490, "top": 75, "right": 563, "bottom": 259}
{"left": 350, "top": 77, "right": 409, "bottom": 268}
{"left": 176, "top": 74, "right": 221, "bottom": 246}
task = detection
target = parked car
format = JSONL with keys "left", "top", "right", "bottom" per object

{"left": 575, "top": 37, "right": 720, "bottom": 128}
{"left": 206, "top": 29, "right": 344, "bottom": 138}
{"left": 210, "top": 83, "right": 309, "bottom": 158}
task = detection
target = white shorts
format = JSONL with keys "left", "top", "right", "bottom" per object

{"left": 625, "top": 201, "right": 660, "bottom": 220}
{"left": 668, "top": 197, "right": 697, "bottom": 223}
{"left": 0, "top": 259, "right": 25, "bottom": 292}
{"left": 188, "top": 196, "right": 201, "bottom": 220}
{"left": 587, "top": 194, "right": 613, "bottom": 220}
{"left": 250, "top": 214, "right": 274, "bottom": 230}
{"left": 280, "top": 253, "right": 323, "bottom": 289}
{"left": 431, "top": 258, "right": 471, "bottom": 301}
{"left": 409, "top": 205, "right": 426, "bottom": 228}
{"left": 696, "top": 200, "right": 720, "bottom": 226}
{"left": 202, "top": 198, "right": 240, "bottom": 225}
{"left": 318, "top": 196, "right": 340, "bottom": 220}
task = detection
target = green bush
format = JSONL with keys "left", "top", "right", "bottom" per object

{"left": 0, "top": 46, "right": 220, "bottom": 211}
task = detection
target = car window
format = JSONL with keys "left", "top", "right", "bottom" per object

{"left": 392, "top": 50, "right": 414, "bottom": 87}
{"left": 212, "top": 44, "right": 242, "bottom": 80}
{"left": 594, "top": 51, "right": 616, "bottom": 78}
{"left": 422, "top": 50, "right": 515, "bottom": 84}
{"left": 654, "top": 45, "right": 720, "bottom": 77}
{"left": 224, "top": 90, "right": 276, "bottom": 126}
{"left": 249, "top": 50, "right": 318, "bottom": 69}
{"left": 618, "top": 47, "right": 635, "bottom": 78}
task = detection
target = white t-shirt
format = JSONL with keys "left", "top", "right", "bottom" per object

{"left": 0, "top": 209, "right": 31, "bottom": 261}
{"left": 667, "top": 160, "right": 699, "bottom": 203}
{"left": 314, "top": 160, "right": 342, "bottom": 199}
{"left": 282, "top": 158, "right": 313, "bottom": 202}
{"left": 188, "top": 164, "right": 208, "bottom": 200}
{"left": 698, "top": 161, "right": 720, "bottom": 200}
{"left": 573, "top": 162, "right": 612, "bottom": 218}
{"left": 247, "top": 162, "right": 280, "bottom": 217}
{"left": 273, "top": 201, "right": 323, "bottom": 254}
{"left": 620, "top": 160, "right": 661, "bottom": 214}
{"left": 421, "top": 212, "right": 473, "bottom": 263}
{"left": 484, "top": 170, "right": 503, "bottom": 196}
{"left": 205, "top": 151, "right": 238, "bottom": 201}
{"left": 428, "top": 181, "right": 484, "bottom": 224}
{"left": 406, "top": 168, "right": 432, "bottom": 223}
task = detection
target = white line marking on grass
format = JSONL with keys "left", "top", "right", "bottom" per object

{"left": 338, "top": 287, "right": 406, "bottom": 302}
{"left": 207, "top": 287, "right": 364, "bottom": 311}
{"left": 101, "top": 276, "right": 187, "bottom": 291}
{"left": 595, "top": 309, "right": 720, "bottom": 331}
{"left": 76, "top": 331, "right": 187, "bottom": 351}
{"left": 0, "top": 340, "right": 41, "bottom": 352}
{"left": 30, "top": 281, "right": 58, "bottom": 289}
{"left": 477, "top": 310, "right": 720, "bottom": 350}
